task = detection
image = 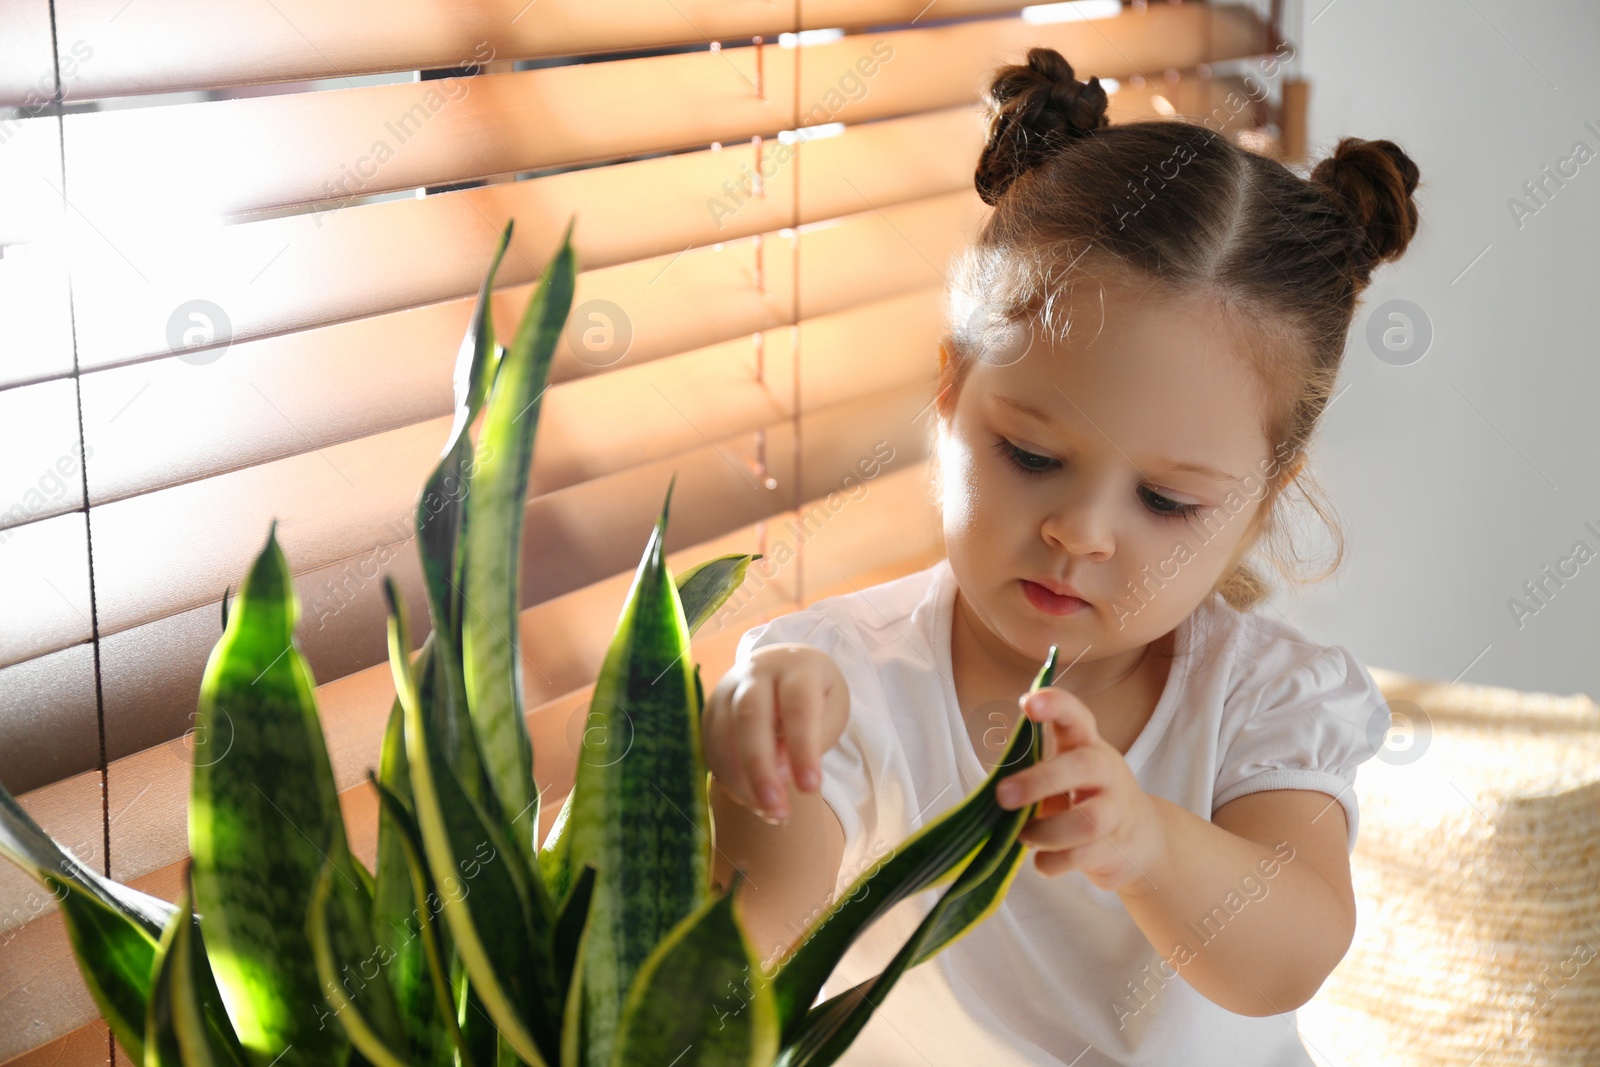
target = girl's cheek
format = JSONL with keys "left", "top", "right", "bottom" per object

{"left": 936, "top": 438, "right": 982, "bottom": 527}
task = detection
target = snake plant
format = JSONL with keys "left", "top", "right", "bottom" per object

{"left": 0, "top": 217, "right": 1057, "bottom": 1067}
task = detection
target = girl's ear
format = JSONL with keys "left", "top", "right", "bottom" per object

{"left": 933, "top": 341, "right": 959, "bottom": 422}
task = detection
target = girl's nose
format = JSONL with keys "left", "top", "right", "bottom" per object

{"left": 1040, "top": 488, "right": 1115, "bottom": 560}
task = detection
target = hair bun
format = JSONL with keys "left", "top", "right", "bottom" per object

{"left": 975, "top": 47, "right": 1110, "bottom": 206}
{"left": 1310, "top": 137, "right": 1421, "bottom": 273}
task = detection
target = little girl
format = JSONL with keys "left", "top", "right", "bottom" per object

{"left": 703, "top": 46, "right": 1420, "bottom": 1067}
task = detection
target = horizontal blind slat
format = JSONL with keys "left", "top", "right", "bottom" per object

{"left": 0, "top": 514, "right": 91, "bottom": 668}
{"left": 88, "top": 415, "right": 453, "bottom": 638}
{"left": 0, "top": 0, "right": 56, "bottom": 107}
{"left": 797, "top": 5, "right": 1268, "bottom": 126}
{"left": 1, "top": 541, "right": 433, "bottom": 796}
{"left": 53, "top": 1, "right": 1167, "bottom": 101}
{"left": 0, "top": 243, "right": 74, "bottom": 391}
{"left": 59, "top": 8, "right": 1271, "bottom": 219}
{"left": 0, "top": 116, "right": 63, "bottom": 245}
{"left": 66, "top": 105, "right": 985, "bottom": 369}
{"left": 81, "top": 273, "right": 947, "bottom": 511}
{"left": 63, "top": 49, "right": 799, "bottom": 219}
{"left": 0, "top": 115, "right": 74, "bottom": 391}
{"left": 0, "top": 644, "right": 100, "bottom": 807}
{"left": 2, "top": 1021, "right": 114, "bottom": 1066}
{"left": 0, "top": 379, "right": 86, "bottom": 530}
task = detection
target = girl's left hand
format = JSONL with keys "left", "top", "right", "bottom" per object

{"left": 994, "top": 686, "right": 1167, "bottom": 893}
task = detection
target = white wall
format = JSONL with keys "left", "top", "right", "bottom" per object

{"left": 1270, "top": 0, "right": 1600, "bottom": 698}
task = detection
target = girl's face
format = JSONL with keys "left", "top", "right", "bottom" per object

{"left": 936, "top": 283, "right": 1277, "bottom": 690}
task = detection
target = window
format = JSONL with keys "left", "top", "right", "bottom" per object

{"left": 0, "top": 1, "right": 1296, "bottom": 1058}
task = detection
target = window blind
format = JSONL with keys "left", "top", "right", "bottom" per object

{"left": 0, "top": 1, "right": 1298, "bottom": 1060}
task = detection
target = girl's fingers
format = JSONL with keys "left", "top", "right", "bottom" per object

{"left": 774, "top": 742, "right": 792, "bottom": 787}
{"left": 705, "top": 688, "right": 756, "bottom": 807}
{"left": 1016, "top": 797, "right": 1104, "bottom": 851}
{"left": 998, "top": 746, "right": 1099, "bottom": 810}
{"left": 1019, "top": 686, "right": 1099, "bottom": 752}
{"left": 1036, "top": 787, "right": 1078, "bottom": 821}
{"left": 775, "top": 670, "right": 823, "bottom": 794}
{"left": 731, "top": 676, "right": 785, "bottom": 819}
{"left": 1034, "top": 847, "right": 1096, "bottom": 880}
{"left": 713, "top": 706, "right": 761, "bottom": 813}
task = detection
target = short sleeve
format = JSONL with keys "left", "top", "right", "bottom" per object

{"left": 1213, "top": 641, "right": 1391, "bottom": 853}
{"left": 731, "top": 608, "right": 890, "bottom": 895}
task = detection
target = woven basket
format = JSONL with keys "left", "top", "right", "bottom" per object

{"left": 1296, "top": 666, "right": 1600, "bottom": 1067}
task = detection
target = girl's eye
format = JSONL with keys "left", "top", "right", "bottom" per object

{"left": 994, "top": 438, "right": 1056, "bottom": 476}
{"left": 1138, "top": 487, "right": 1205, "bottom": 520}
{"left": 991, "top": 438, "right": 1205, "bottom": 521}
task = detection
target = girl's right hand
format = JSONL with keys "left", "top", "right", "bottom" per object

{"left": 704, "top": 643, "right": 851, "bottom": 824}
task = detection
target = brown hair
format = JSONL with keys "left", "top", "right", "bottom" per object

{"left": 934, "top": 47, "right": 1422, "bottom": 613}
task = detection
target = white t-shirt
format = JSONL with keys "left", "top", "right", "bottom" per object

{"left": 731, "top": 557, "right": 1390, "bottom": 1067}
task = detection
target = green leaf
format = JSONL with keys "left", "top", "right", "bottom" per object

{"left": 559, "top": 893, "right": 595, "bottom": 1067}
{"left": 146, "top": 893, "right": 188, "bottom": 1067}
{"left": 537, "top": 549, "right": 758, "bottom": 911}
{"left": 372, "top": 671, "right": 458, "bottom": 1067}
{"left": 370, "top": 771, "right": 468, "bottom": 1067}
{"left": 309, "top": 855, "right": 411, "bottom": 1067}
{"left": 458, "top": 976, "right": 501, "bottom": 1067}
{"left": 0, "top": 783, "right": 175, "bottom": 940}
{"left": 51, "top": 876, "right": 161, "bottom": 1063}
{"left": 551, "top": 862, "right": 597, "bottom": 1022}
{"left": 0, "top": 777, "right": 180, "bottom": 1061}
{"left": 674, "top": 553, "right": 764, "bottom": 637}
{"left": 416, "top": 429, "right": 492, "bottom": 809}
{"left": 778, "top": 826, "right": 1026, "bottom": 1067}
{"left": 460, "top": 215, "right": 577, "bottom": 874}
{"left": 536, "top": 788, "right": 575, "bottom": 908}
{"left": 457, "top": 219, "right": 515, "bottom": 426}
{"left": 414, "top": 225, "right": 516, "bottom": 813}
{"left": 386, "top": 577, "right": 559, "bottom": 1067}
{"left": 146, "top": 880, "right": 248, "bottom": 1067}
{"left": 907, "top": 837, "right": 1029, "bottom": 968}
{"left": 771, "top": 648, "right": 1058, "bottom": 1047}
{"left": 610, "top": 869, "right": 778, "bottom": 1067}
{"left": 189, "top": 521, "right": 356, "bottom": 1066}
{"left": 566, "top": 476, "right": 711, "bottom": 1067}
{"left": 145, "top": 896, "right": 186, "bottom": 1067}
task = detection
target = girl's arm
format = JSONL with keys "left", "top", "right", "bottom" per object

{"left": 710, "top": 773, "right": 846, "bottom": 970}
{"left": 703, "top": 640, "right": 854, "bottom": 970}
{"left": 1115, "top": 789, "right": 1357, "bottom": 1017}
{"left": 998, "top": 687, "right": 1358, "bottom": 1017}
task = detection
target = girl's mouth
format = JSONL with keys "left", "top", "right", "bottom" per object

{"left": 1020, "top": 579, "right": 1089, "bottom": 616}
